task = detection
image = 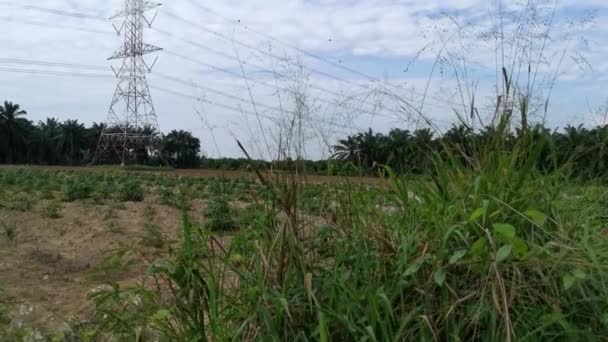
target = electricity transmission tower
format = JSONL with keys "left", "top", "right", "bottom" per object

{"left": 92, "top": 0, "right": 162, "bottom": 166}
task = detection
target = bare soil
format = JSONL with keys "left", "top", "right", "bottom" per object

{"left": 0, "top": 198, "right": 187, "bottom": 333}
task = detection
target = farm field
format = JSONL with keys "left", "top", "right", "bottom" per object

{"left": 0, "top": 166, "right": 387, "bottom": 339}
{"left": 1, "top": 163, "right": 608, "bottom": 340}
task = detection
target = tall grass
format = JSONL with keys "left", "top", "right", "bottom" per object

{"left": 86, "top": 111, "right": 608, "bottom": 340}
{"left": 72, "top": 1, "right": 608, "bottom": 340}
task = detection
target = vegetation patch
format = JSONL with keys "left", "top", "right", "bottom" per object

{"left": 116, "top": 179, "right": 145, "bottom": 202}
{"left": 203, "top": 196, "right": 237, "bottom": 232}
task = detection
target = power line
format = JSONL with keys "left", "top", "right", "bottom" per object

{"left": 163, "top": 11, "right": 374, "bottom": 91}
{"left": 149, "top": 84, "right": 280, "bottom": 124}
{"left": 161, "top": 11, "right": 462, "bottom": 111}
{"left": 162, "top": 49, "right": 400, "bottom": 121}
{"left": 186, "top": 1, "right": 381, "bottom": 83}
{"left": 155, "top": 27, "right": 439, "bottom": 124}
{"left": 178, "top": 3, "right": 464, "bottom": 108}
{"left": 0, "top": 16, "right": 112, "bottom": 34}
{"left": 0, "top": 58, "right": 109, "bottom": 70}
{"left": 151, "top": 72, "right": 374, "bottom": 132}
{"left": 0, "top": 2, "right": 107, "bottom": 20}
{"left": 150, "top": 84, "right": 354, "bottom": 137}
{"left": 0, "top": 66, "right": 112, "bottom": 78}
{"left": 153, "top": 71, "right": 281, "bottom": 114}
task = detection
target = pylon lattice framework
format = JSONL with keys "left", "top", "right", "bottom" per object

{"left": 93, "top": 0, "right": 162, "bottom": 166}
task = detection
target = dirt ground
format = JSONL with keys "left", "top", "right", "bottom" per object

{"left": 0, "top": 197, "right": 204, "bottom": 334}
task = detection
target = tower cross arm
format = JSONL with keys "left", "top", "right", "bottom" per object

{"left": 109, "top": 2, "right": 162, "bottom": 19}
{"left": 108, "top": 44, "right": 163, "bottom": 60}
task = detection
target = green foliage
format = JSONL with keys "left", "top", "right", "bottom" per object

{"left": 81, "top": 120, "right": 608, "bottom": 341}
{"left": 88, "top": 249, "right": 134, "bottom": 282}
{"left": 203, "top": 196, "right": 236, "bottom": 232}
{"left": 163, "top": 130, "right": 201, "bottom": 168}
{"left": 42, "top": 201, "right": 62, "bottom": 219}
{"left": 62, "top": 178, "right": 93, "bottom": 202}
{"left": 140, "top": 206, "right": 164, "bottom": 249}
{"left": 116, "top": 179, "right": 144, "bottom": 202}
{"left": 1, "top": 193, "right": 34, "bottom": 212}
{"left": 158, "top": 187, "right": 191, "bottom": 209}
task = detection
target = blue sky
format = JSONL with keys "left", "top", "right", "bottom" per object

{"left": 0, "top": 0, "right": 606, "bottom": 159}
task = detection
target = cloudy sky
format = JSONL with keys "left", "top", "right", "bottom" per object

{"left": 0, "top": 0, "right": 606, "bottom": 159}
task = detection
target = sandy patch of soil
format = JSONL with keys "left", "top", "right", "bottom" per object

{"left": 0, "top": 199, "right": 186, "bottom": 332}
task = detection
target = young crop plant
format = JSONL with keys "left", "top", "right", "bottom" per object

{"left": 62, "top": 178, "right": 93, "bottom": 202}
{"left": 140, "top": 206, "right": 165, "bottom": 249}
{"left": 3, "top": 194, "right": 34, "bottom": 212}
{"left": 116, "top": 178, "right": 145, "bottom": 202}
{"left": 42, "top": 201, "right": 62, "bottom": 219}
{"left": 203, "top": 195, "right": 237, "bottom": 232}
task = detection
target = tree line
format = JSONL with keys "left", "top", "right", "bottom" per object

{"left": 331, "top": 124, "right": 608, "bottom": 179}
{"left": 0, "top": 101, "right": 201, "bottom": 168}
{"left": 3, "top": 100, "right": 608, "bottom": 177}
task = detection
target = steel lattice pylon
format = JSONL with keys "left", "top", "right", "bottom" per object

{"left": 92, "top": 0, "right": 162, "bottom": 166}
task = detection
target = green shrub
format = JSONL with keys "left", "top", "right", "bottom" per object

{"left": 62, "top": 179, "right": 93, "bottom": 202}
{"left": 116, "top": 179, "right": 144, "bottom": 202}
{"left": 158, "top": 187, "right": 191, "bottom": 209}
{"left": 5, "top": 194, "right": 34, "bottom": 212}
{"left": 203, "top": 196, "right": 236, "bottom": 232}
{"left": 141, "top": 223, "right": 164, "bottom": 249}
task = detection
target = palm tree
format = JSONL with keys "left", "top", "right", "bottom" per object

{"left": 60, "top": 119, "right": 87, "bottom": 165}
{"left": 34, "top": 118, "right": 62, "bottom": 164}
{"left": 163, "top": 130, "right": 201, "bottom": 168}
{"left": 0, "top": 101, "right": 29, "bottom": 163}
{"left": 386, "top": 129, "right": 412, "bottom": 172}
{"left": 134, "top": 125, "right": 160, "bottom": 165}
{"left": 332, "top": 136, "right": 359, "bottom": 162}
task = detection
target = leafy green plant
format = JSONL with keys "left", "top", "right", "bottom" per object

{"left": 203, "top": 196, "right": 236, "bottom": 232}
{"left": 140, "top": 206, "right": 164, "bottom": 248}
{"left": 116, "top": 179, "right": 144, "bottom": 202}
{"left": 42, "top": 201, "right": 62, "bottom": 219}
{"left": 62, "top": 178, "right": 93, "bottom": 202}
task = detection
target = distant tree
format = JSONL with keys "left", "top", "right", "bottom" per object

{"left": 163, "top": 130, "right": 201, "bottom": 168}
{"left": 60, "top": 119, "right": 87, "bottom": 165}
{"left": 0, "top": 101, "right": 30, "bottom": 163}
{"left": 332, "top": 136, "right": 359, "bottom": 162}
{"left": 33, "top": 118, "right": 62, "bottom": 164}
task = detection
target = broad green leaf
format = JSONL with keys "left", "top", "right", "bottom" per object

{"left": 469, "top": 208, "right": 485, "bottom": 222}
{"left": 152, "top": 309, "right": 171, "bottom": 321}
{"left": 572, "top": 269, "right": 587, "bottom": 280}
{"left": 470, "top": 237, "right": 488, "bottom": 257}
{"left": 525, "top": 210, "right": 548, "bottom": 226}
{"left": 449, "top": 250, "right": 467, "bottom": 264}
{"left": 404, "top": 261, "right": 422, "bottom": 277}
{"left": 511, "top": 237, "right": 529, "bottom": 258}
{"left": 493, "top": 223, "right": 516, "bottom": 240}
{"left": 434, "top": 268, "right": 446, "bottom": 287}
{"left": 563, "top": 274, "right": 576, "bottom": 290}
{"left": 496, "top": 245, "right": 512, "bottom": 263}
